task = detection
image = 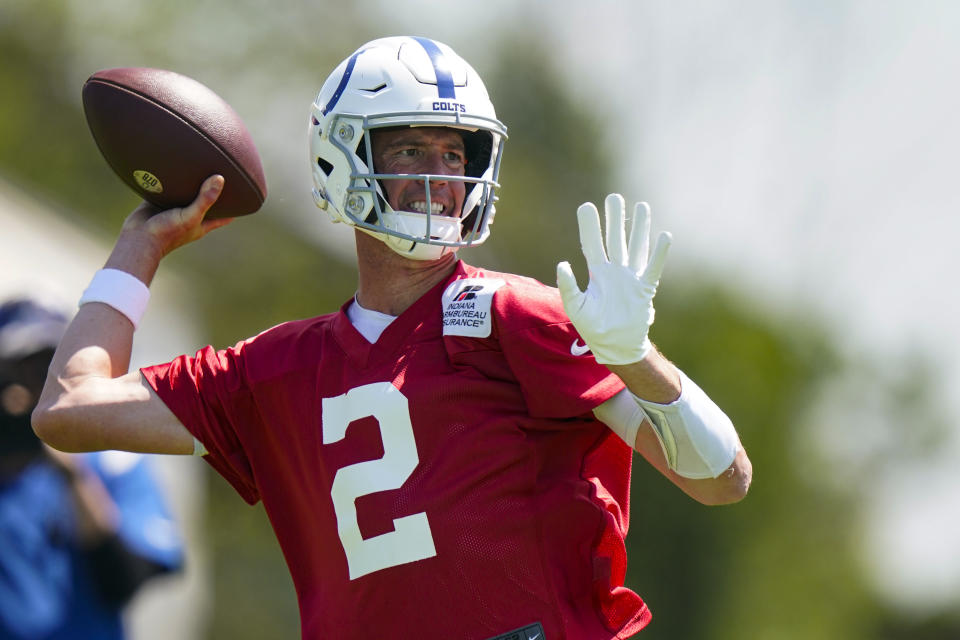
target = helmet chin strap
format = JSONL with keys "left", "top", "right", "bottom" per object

{"left": 359, "top": 212, "right": 462, "bottom": 261}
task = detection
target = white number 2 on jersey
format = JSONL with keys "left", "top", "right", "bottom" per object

{"left": 321, "top": 382, "right": 437, "bottom": 579}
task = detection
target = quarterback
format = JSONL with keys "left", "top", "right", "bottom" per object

{"left": 34, "top": 37, "right": 751, "bottom": 639}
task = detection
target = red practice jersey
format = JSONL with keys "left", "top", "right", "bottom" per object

{"left": 142, "top": 261, "right": 651, "bottom": 639}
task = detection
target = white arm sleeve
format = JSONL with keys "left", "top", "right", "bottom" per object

{"left": 593, "top": 370, "right": 740, "bottom": 479}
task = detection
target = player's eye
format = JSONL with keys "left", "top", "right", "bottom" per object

{"left": 443, "top": 151, "right": 465, "bottom": 166}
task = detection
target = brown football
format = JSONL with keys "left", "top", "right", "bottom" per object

{"left": 82, "top": 67, "right": 267, "bottom": 219}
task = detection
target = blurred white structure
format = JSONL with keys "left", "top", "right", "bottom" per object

{"left": 0, "top": 177, "right": 210, "bottom": 640}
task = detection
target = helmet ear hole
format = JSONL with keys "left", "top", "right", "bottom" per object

{"left": 317, "top": 157, "right": 334, "bottom": 177}
{"left": 365, "top": 193, "right": 388, "bottom": 225}
{"left": 355, "top": 141, "right": 368, "bottom": 166}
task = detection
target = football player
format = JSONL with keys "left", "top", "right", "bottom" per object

{"left": 34, "top": 36, "right": 751, "bottom": 639}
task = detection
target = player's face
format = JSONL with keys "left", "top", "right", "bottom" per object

{"left": 370, "top": 127, "right": 467, "bottom": 219}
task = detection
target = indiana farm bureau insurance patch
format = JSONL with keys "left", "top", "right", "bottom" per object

{"left": 441, "top": 277, "right": 505, "bottom": 338}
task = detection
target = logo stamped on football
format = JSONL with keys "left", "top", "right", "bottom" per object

{"left": 133, "top": 170, "right": 163, "bottom": 194}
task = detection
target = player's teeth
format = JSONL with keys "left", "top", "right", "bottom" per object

{"left": 409, "top": 201, "right": 444, "bottom": 214}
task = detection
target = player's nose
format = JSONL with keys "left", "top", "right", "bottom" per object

{"left": 420, "top": 152, "right": 453, "bottom": 180}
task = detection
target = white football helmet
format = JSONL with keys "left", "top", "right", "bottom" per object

{"left": 309, "top": 36, "right": 508, "bottom": 260}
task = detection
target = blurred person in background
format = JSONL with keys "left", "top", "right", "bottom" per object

{"left": 0, "top": 296, "right": 184, "bottom": 639}
{"left": 33, "top": 36, "right": 751, "bottom": 639}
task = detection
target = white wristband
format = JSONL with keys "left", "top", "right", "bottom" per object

{"left": 79, "top": 268, "right": 151, "bottom": 329}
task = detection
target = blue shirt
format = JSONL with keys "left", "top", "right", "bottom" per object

{"left": 0, "top": 452, "right": 184, "bottom": 639}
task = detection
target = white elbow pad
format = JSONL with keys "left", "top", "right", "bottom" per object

{"left": 635, "top": 370, "right": 740, "bottom": 479}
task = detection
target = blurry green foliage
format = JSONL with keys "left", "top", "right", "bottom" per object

{"left": 203, "top": 482, "right": 300, "bottom": 637}
{"left": 1, "top": 3, "right": 957, "bottom": 639}
{"left": 628, "top": 279, "right": 872, "bottom": 639}
{"left": 464, "top": 37, "right": 618, "bottom": 283}
{"left": 0, "top": 2, "right": 133, "bottom": 228}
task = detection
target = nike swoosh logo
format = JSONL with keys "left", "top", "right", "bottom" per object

{"left": 570, "top": 339, "right": 591, "bottom": 356}
{"left": 528, "top": 634, "right": 541, "bottom": 640}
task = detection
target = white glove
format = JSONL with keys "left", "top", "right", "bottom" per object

{"left": 556, "top": 194, "right": 672, "bottom": 365}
